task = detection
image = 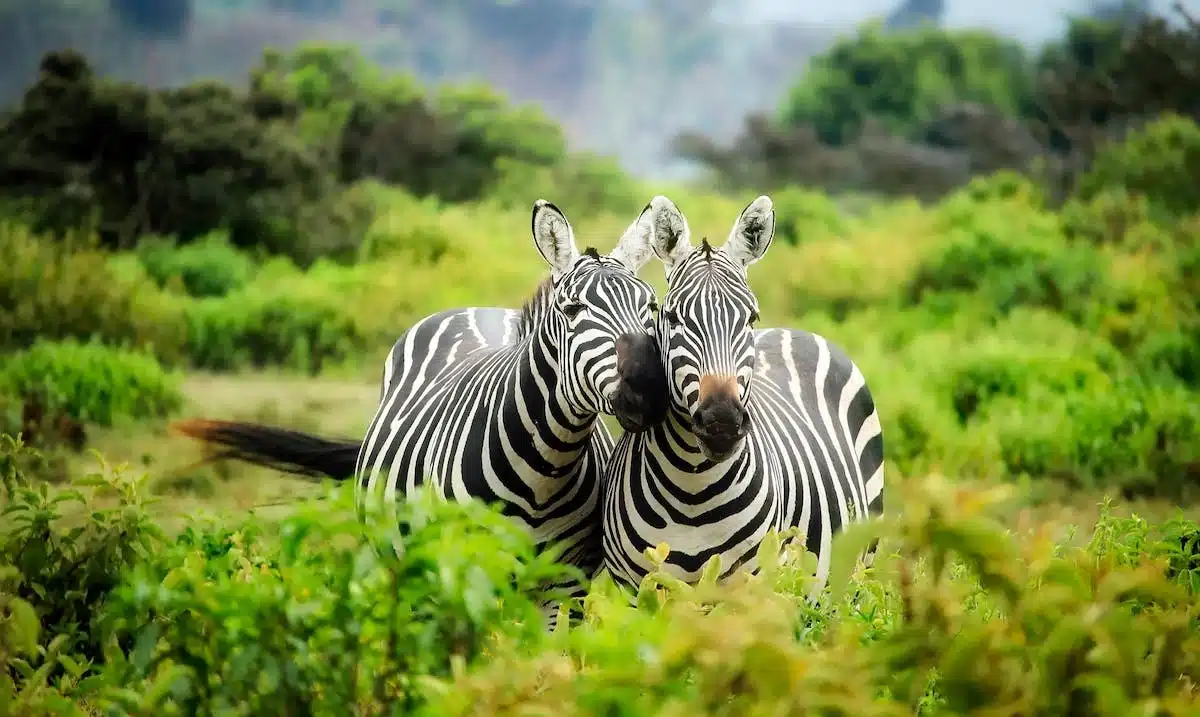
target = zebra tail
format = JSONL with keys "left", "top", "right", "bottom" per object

{"left": 169, "top": 418, "right": 360, "bottom": 481}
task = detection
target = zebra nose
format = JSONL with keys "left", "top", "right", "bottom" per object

{"left": 693, "top": 397, "right": 749, "bottom": 437}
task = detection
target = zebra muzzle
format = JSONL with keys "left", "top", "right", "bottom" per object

{"left": 692, "top": 382, "right": 751, "bottom": 459}
{"left": 612, "top": 333, "right": 669, "bottom": 432}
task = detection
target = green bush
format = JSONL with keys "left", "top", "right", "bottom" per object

{"left": 0, "top": 339, "right": 184, "bottom": 427}
{"left": 984, "top": 379, "right": 1200, "bottom": 499}
{"left": 769, "top": 185, "right": 850, "bottom": 245}
{"left": 0, "top": 221, "right": 187, "bottom": 361}
{"left": 428, "top": 478, "right": 1200, "bottom": 716}
{"left": 1, "top": 436, "right": 165, "bottom": 688}
{"left": 1, "top": 439, "right": 1198, "bottom": 714}
{"left": 905, "top": 196, "right": 1106, "bottom": 321}
{"left": 137, "top": 232, "right": 257, "bottom": 298}
{"left": 1076, "top": 114, "right": 1200, "bottom": 218}
{"left": 100, "top": 487, "right": 570, "bottom": 714}
{"left": 183, "top": 274, "right": 370, "bottom": 374}
{"left": 356, "top": 185, "right": 454, "bottom": 263}
{"left": 487, "top": 154, "right": 644, "bottom": 220}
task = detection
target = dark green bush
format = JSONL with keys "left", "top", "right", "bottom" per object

{"left": 137, "top": 232, "right": 257, "bottom": 298}
{"left": 0, "top": 221, "right": 187, "bottom": 360}
{"left": 1075, "top": 114, "right": 1200, "bottom": 218}
{"left": 0, "top": 339, "right": 184, "bottom": 426}
{"left": 0, "top": 51, "right": 340, "bottom": 260}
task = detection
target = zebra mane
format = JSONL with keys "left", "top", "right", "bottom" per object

{"left": 516, "top": 246, "right": 604, "bottom": 340}
{"left": 517, "top": 277, "right": 554, "bottom": 340}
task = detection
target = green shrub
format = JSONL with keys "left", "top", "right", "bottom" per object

{"left": 0, "top": 339, "right": 184, "bottom": 426}
{"left": 1076, "top": 114, "right": 1200, "bottom": 218}
{"left": 99, "top": 485, "right": 571, "bottom": 714}
{"left": 943, "top": 338, "right": 1117, "bottom": 424}
{"left": 770, "top": 185, "right": 850, "bottom": 245}
{"left": 183, "top": 277, "right": 370, "bottom": 374}
{"left": 426, "top": 477, "right": 1200, "bottom": 716}
{"left": 1, "top": 436, "right": 165, "bottom": 692}
{"left": 0, "top": 221, "right": 187, "bottom": 361}
{"left": 356, "top": 185, "right": 454, "bottom": 263}
{"left": 960, "top": 169, "right": 1047, "bottom": 207}
{"left": 487, "top": 154, "right": 644, "bottom": 220}
{"left": 136, "top": 232, "right": 257, "bottom": 298}
{"left": 779, "top": 22, "right": 1037, "bottom": 145}
{"left": 1060, "top": 186, "right": 1167, "bottom": 247}
{"left": 982, "top": 379, "right": 1200, "bottom": 499}
{"left": 2, "top": 437, "right": 1199, "bottom": 714}
{"left": 905, "top": 197, "right": 1106, "bottom": 321}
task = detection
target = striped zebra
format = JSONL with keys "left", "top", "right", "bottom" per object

{"left": 600, "top": 195, "right": 885, "bottom": 598}
{"left": 172, "top": 199, "right": 669, "bottom": 626}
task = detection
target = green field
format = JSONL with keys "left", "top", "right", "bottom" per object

{"left": 3, "top": 11, "right": 1200, "bottom": 716}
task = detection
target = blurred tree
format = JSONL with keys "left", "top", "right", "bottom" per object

{"left": 779, "top": 22, "right": 1038, "bottom": 146}
{"left": 1034, "top": 5, "right": 1199, "bottom": 196}
{"left": 0, "top": 49, "right": 330, "bottom": 254}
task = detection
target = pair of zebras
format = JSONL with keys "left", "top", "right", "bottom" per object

{"left": 174, "top": 194, "right": 885, "bottom": 627}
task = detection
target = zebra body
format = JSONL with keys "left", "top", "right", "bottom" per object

{"left": 173, "top": 199, "right": 668, "bottom": 626}
{"left": 600, "top": 195, "right": 885, "bottom": 596}
{"left": 357, "top": 304, "right": 609, "bottom": 572}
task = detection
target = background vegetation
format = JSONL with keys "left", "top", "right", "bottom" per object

{"left": 1, "top": 2, "right": 1199, "bottom": 714}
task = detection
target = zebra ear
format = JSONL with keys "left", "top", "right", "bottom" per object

{"left": 721, "top": 195, "right": 775, "bottom": 270}
{"left": 643, "top": 195, "right": 692, "bottom": 274}
{"left": 608, "top": 202, "right": 657, "bottom": 273}
{"left": 531, "top": 199, "right": 581, "bottom": 278}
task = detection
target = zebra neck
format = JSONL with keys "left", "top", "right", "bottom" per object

{"left": 500, "top": 323, "right": 598, "bottom": 476}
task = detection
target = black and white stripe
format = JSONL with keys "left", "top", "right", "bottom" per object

{"left": 352, "top": 199, "right": 668, "bottom": 625}
{"left": 601, "top": 195, "right": 885, "bottom": 597}
{"left": 172, "top": 200, "right": 667, "bottom": 628}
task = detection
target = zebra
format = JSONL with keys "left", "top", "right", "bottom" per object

{"left": 600, "top": 194, "right": 885, "bottom": 599}
{"left": 172, "top": 198, "right": 670, "bottom": 627}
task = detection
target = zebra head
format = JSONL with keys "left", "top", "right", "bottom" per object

{"left": 531, "top": 199, "right": 668, "bottom": 433}
{"left": 647, "top": 194, "right": 776, "bottom": 461}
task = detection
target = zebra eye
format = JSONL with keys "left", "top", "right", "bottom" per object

{"left": 748, "top": 310, "right": 760, "bottom": 328}
{"left": 647, "top": 300, "right": 659, "bottom": 315}
{"left": 561, "top": 302, "right": 585, "bottom": 319}
{"left": 662, "top": 308, "right": 679, "bottom": 323}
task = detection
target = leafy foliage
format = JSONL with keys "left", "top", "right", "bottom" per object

{"left": 0, "top": 339, "right": 184, "bottom": 427}
{"left": 0, "top": 220, "right": 186, "bottom": 360}
{"left": 136, "top": 232, "right": 258, "bottom": 299}
{"left": 1, "top": 439, "right": 1197, "bottom": 714}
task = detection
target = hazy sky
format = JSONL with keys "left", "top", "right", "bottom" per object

{"left": 727, "top": 0, "right": 1200, "bottom": 45}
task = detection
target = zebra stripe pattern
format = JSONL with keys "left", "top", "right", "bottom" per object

{"left": 354, "top": 199, "right": 666, "bottom": 624}
{"left": 601, "top": 195, "right": 885, "bottom": 597}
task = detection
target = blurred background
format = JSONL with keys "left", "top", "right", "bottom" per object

{"left": 2, "top": 3, "right": 1200, "bottom": 712}
{"left": 0, "top": 0, "right": 1197, "bottom": 521}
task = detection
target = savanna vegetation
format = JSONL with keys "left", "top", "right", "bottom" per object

{"left": 1, "top": 3, "right": 1199, "bottom": 715}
